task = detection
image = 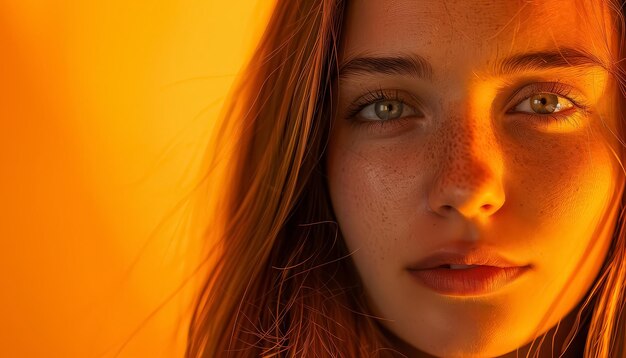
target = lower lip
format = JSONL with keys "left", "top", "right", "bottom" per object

{"left": 408, "top": 266, "right": 530, "bottom": 296}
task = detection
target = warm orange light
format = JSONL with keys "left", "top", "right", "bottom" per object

{"left": 0, "top": 1, "right": 274, "bottom": 357}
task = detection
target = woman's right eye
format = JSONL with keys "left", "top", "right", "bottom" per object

{"left": 357, "top": 99, "right": 420, "bottom": 121}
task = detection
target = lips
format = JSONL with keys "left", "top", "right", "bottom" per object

{"left": 407, "top": 247, "right": 526, "bottom": 270}
{"left": 406, "top": 246, "right": 532, "bottom": 296}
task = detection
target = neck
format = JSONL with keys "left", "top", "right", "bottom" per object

{"left": 502, "top": 301, "right": 591, "bottom": 358}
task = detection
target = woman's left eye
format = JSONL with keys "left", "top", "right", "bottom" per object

{"left": 357, "top": 100, "right": 419, "bottom": 121}
{"left": 512, "top": 93, "right": 574, "bottom": 114}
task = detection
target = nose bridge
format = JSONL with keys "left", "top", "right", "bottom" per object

{"left": 443, "top": 110, "right": 497, "bottom": 179}
{"left": 428, "top": 105, "right": 505, "bottom": 219}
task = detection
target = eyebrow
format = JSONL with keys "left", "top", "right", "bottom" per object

{"left": 496, "top": 48, "right": 608, "bottom": 75}
{"left": 338, "top": 54, "right": 434, "bottom": 80}
{"left": 337, "top": 47, "right": 609, "bottom": 80}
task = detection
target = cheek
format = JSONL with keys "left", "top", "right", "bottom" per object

{"left": 504, "top": 130, "right": 619, "bottom": 250}
{"left": 498, "top": 126, "right": 622, "bottom": 326}
{"left": 325, "top": 135, "right": 424, "bottom": 267}
{"left": 506, "top": 140, "right": 589, "bottom": 221}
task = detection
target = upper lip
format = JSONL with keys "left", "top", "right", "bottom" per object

{"left": 407, "top": 245, "right": 530, "bottom": 270}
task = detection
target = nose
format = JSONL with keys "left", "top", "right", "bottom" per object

{"left": 427, "top": 124, "right": 505, "bottom": 219}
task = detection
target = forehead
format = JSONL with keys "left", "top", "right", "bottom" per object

{"left": 340, "top": 0, "right": 615, "bottom": 70}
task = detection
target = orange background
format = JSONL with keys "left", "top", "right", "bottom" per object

{"left": 0, "top": 1, "right": 274, "bottom": 357}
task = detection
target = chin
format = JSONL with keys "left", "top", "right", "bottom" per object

{"left": 401, "top": 324, "right": 531, "bottom": 358}
{"left": 417, "top": 344, "right": 518, "bottom": 358}
{"left": 382, "top": 324, "right": 523, "bottom": 358}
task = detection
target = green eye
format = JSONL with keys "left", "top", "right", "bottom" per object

{"left": 375, "top": 100, "right": 404, "bottom": 120}
{"left": 358, "top": 100, "right": 418, "bottom": 121}
{"left": 514, "top": 93, "right": 574, "bottom": 114}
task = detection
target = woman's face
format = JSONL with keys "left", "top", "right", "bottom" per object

{"left": 326, "top": 0, "right": 625, "bottom": 357}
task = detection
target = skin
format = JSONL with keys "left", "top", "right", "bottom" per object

{"left": 325, "top": 0, "right": 625, "bottom": 357}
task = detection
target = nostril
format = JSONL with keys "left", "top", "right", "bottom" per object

{"left": 441, "top": 205, "right": 454, "bottom": 214}
{"left": 430, "top": 195, "right": 503, "bottom": 218}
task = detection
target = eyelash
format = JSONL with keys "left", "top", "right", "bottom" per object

{"left": 345, "top": 82, "right": 590, "bottom": 131}
{"left": 346, "top": 88, "right": 403, "bottom": 117}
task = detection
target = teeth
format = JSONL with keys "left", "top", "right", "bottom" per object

{"left": 449, "top": 264, "right": 479, "bottom": 270}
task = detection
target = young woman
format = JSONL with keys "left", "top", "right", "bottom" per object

{"left": 185, "top": 0, "right": 626, "bottom": 357}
